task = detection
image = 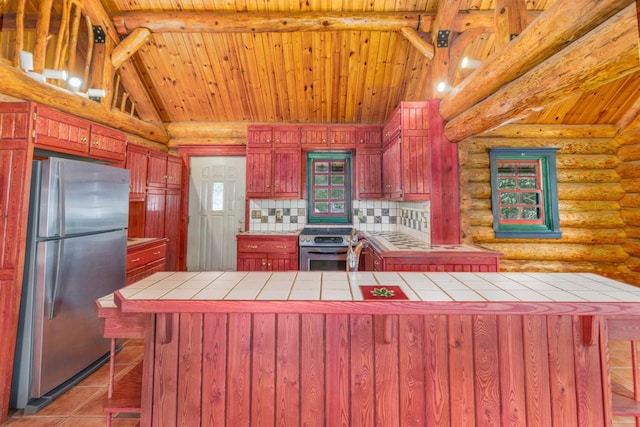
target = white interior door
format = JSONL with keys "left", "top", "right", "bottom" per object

{"left": 187, "top": 156, "right": 246, "bottom": 271}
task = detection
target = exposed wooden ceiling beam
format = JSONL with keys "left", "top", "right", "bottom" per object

{"left": 399, "top": 27, "right": 434, "bottom": 59}
{"left": 111, "top": 11, "right": 431, "bottom": 34}
{"left": 110, "top": 10, "right": 542, "bottom": 35}
{"left": 112, "top": 28, "right": 151, "bottom": 68}
{"left": 440, "top": 0, "right": 634, "bottom": 121}
{"left": 0, "top": 61, "right": 169, "bottom": 143}
{"left": 494, "top": 0, "right": 527, "bottom": 50}
{"left": 444, "top": 4, "right": 640, "bottom": 143}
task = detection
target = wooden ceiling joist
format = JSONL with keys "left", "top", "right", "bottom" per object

{"left": 399, "top": 27, "right": 434, "bottom": 59}
{"left": 111, "top": 11, "right": 432, "bottom": 34}
{"left": 444, "top": 3, "right": 640, "bottom": 143}
{"left": 440, "top": 0, "right": 635, "bottom": 121}
{"left": 112, "top": 27, "right": 151, "bottom": 68}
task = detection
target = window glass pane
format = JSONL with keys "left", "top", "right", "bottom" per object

{"left": 331, "top": 162, "right": 345, "bottom": 173}
{"left": 518, "top": 164, "right": 537, "bottom": 176}
{"left": 314, "top": 202, "right": 329, "bottom": 213}
{"left": 211, "top": 182, "right": 224, "bottom": 211}
{"left": 315, "top": 162, "right": 329, "bottom": 173}
{"left": 315, "top": 175, "right": 328, "bottom": 185}
{"left": 331, "top": 189, "right": 344, "bottom": 199}
{"left": 522, "top": 208, "right": 540, "bottom": 220}
{"left": 497, "top": 163, "right": 516, "bottom": 175}
{"left": 518, "top": 178, "right": 537, "bottom": 189}
{"left": 498, "top": 178, "right": 516, "bottom": 190}
{"left": 331, "top": 202, "right": 345, "bottom": 213}
{"left": 501, "top": 207, "right": 519, "bottom": 219}
{"left": 331, "top": 175, "right": 344, "bottom": 185}
{"left": 500, "top": 192, "right": 518, "bottom": 204}
{"left": 315, "top": 189, "right": 328, "bottom": 199}
{"left": 521, "top": 192, "right": 539, "bottom": 205}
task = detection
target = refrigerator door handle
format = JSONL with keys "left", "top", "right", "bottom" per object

{"left": 48, "top": 239, "right": 64, "bottom": 320}
{"left": 57, "top": 161, "right": 66, "bottom": 237}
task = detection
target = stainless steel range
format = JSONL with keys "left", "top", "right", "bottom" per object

{"left": 299, "top": 227, "right": 355, "bottom": 271}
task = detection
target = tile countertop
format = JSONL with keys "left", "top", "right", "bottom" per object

{"left": 237, "top": 229, "right": 302, "bottom": 236}
{"left": 103, "top": 271, "right": 640, "bottom": 316}
{"left": 362, "top": 231, "right": 496, "bottom": 253}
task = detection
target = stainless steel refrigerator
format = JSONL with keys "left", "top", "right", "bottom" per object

{"left": 11, "top": 157, "right": 129, "bottom": 413}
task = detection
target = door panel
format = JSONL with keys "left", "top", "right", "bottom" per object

{"left": 187, "top": 157, "right": 246, "bottom": 271}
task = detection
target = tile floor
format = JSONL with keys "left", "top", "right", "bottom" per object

{"left": 1, "top": 338, "right": 143, "bottom": 427}
{"left": 0, "top": 338, "right": 639, "bottom": 426}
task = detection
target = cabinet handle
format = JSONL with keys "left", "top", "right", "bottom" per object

{"left": 153, "top": 251, "right": 161, "bottom": 255}
{"left": 246, "top": 245, "right": 258, "bottom": 249}
{"left": 276, "top": 245, "right": 287, "bottom": 249}
{"left": 164, "top": 175, "right": 169, "bottom": 179}
{"left": 374, "top": 260, "right": 380, "bottom": 265}
{"left": 131, "top": 258, "right": 141, "bottom": 263}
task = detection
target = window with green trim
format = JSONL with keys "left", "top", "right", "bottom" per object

{"left": 490, "top": 148, "right": 562, "bottom": 238}
{"left": 307, "top": 152, "right": 352, "bottom": 224}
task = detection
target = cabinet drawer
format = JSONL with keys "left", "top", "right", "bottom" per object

{"left": 127, "top": 243, "right": 167, "bottom": 270}
{"left": 237, "top": 236, "right": 298, "bottom": 254}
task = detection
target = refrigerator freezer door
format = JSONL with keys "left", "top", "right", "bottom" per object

{"left": 30, "top": 229, "right": 126, "bottom": 397}
{"left": 38, "top": 157, "right": 129, "bottom": 238}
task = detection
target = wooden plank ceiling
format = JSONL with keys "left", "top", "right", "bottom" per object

{"left": 95, "top": 0, "right": 639, "bottom": 135}
{"left": 1, "top": 0, "right": 639, "bottom": 141}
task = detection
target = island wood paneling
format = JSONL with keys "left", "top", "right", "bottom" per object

{"left": 140, "top": 311, "right": 611, "bottom": 427}
{"left": 458, "top": 124, "right": 640, "bottom": 285}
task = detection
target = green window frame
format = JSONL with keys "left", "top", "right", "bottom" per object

{"left": 306, "top": 152, "right": 352, "bottom": 224}
{"left": 489, "top": 148, "right": 562, "bottom": 238}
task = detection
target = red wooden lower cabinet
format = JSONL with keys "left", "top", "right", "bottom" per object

{"left": 139, "top": 311, "right": 613, "bottom": 426}
{"left": 236, "top": 234, "right": 298, "bottom": 271}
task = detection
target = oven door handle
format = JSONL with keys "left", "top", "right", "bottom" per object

{"left": 306, "top": 249, "right": 348, "bottom": 255}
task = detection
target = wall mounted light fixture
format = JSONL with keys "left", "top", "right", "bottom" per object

{"left": 19, "top": 51, "right": 69, "bottom": 83}
{"left": 436, "top": 81, "right": 452, "bottom": 94}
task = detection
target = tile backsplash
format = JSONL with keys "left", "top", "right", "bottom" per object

{"left": 248, "top": 199, "right": 430, "bottom": 244}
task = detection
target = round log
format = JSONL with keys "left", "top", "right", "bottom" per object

{"left": 623, "top": 240, "right": 640, "bottom": 258}
{"left": 621, "top": 208, "right": 640, "bottom": 226}
{"left": 556, "top": 154, "right": 620, "bottom": 169}
{"left": 478, "top": 124, "right": 618, "bottom": 139}
{"left": 465, "top": 137, "right": 618, "bottom": 155}
{"left": 620, "top": 194, "right": 640, "bottom": 208}
{"left": 617, "top": 162, "right": 640, "bottom": 179}
{"left": 556, "top": 169, "right": 620, "bottom": 184}
{"left": 621, "top": 179, "right": 640, "bottom": 193}
{"left": 617, "top": 144, "right": 640, "bottom": 161}
{"left": 558, "top": 183, "right": 624, "bottom": 201}
{"left": 486, "top": 243, "right": 628, "bottom": 263}
{"left": 470, "top": 226, "right": 626, "bottom": 245}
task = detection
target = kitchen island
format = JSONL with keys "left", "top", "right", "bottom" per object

{"left": 102, "top": 271, "right": 640, "bottom": 426}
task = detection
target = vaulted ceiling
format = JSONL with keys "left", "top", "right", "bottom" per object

{"left": 1, "top": 0, "right": 639, "bottom": 144}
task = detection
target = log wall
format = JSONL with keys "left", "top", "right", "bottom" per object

{"left": 142, "top": 311, "right": 609, "bottom": 427}
{"left": 617, "top": 132, "right": 640, "bottom": 285}
{"left": 458, "top": 125, "right": 640, "bottom": 285}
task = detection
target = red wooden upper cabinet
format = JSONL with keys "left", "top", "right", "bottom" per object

{"left": 89, "top": 123, "right": 127, "bottom": 163}
{"left": 247, "top": 124, "right": 300, "bottom": 147}
{"left": 301, "top": 124, "right": 357, "bottom": 149}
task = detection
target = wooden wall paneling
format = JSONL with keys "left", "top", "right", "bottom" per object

{"left": 497, "top": 315, "right": 527, "bottom": 426}
{"left": 547, "top": 315, "right": 578, "bottom": 425}
{"left": 276, "top": 313, "right": 300, "bottom": 426}
{"left": 350, "top": 314, "right": 375, "bottom": 426}
{"left": 447, "top": 315, "right": 476, "bottom": 426}
{"left": 572, "top": 315, "right": 606, "bottom": 425}
{"left": 424, "top": 314, "right": 451, "bottom": 426}
{"left": 177, "top": 313, "right": 203, "bottom": 426}
{"left": 398, "top": 314, "right": 426, "bottom": 426}
{"left": 226, "top": 313, "right": 252, "bottom": 425}
{"left": 325, "top": 313, "right": 351, "bottom": 426}
{"left": 152, "top": 313, "right": 179, "bottom": 427}
{"left": 523, "top": 315, "right": 553, "bottom": 425}
{"left": 374, "top": 314, "right": 400, "bottom": 425}
{"left": 140, "top": 315, "right": 156, "bottom": 427}
{"left": 251, "top": 313, "right": 276, "bottom": 425}
{"left": 201, "top": 313, "right": 228, "bottom": 425}
{"left": 472, "top": 315, "right": 501, "bottom": 426}
{"left": 300, "top": 313, "right": 325, "bottom": 426}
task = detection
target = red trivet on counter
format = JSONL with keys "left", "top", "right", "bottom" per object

{"left": 359, "top": 285, "right": 408, "bottom": 300}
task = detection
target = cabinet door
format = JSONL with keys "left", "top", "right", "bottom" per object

{"left": 33, "top": 105, "right": 90, "bottom": 155}
{"left": 166, "top": 155, "right": 182, "bottom": 189}
{"left": 273, "top": 149, "right": 300, "bottom": 198}
{"left": 272, "top": 126, "right": 300, "bottom": 146}
{"left": 355, "top": 150, "right": 382, "bottom": 199}
{"left": 382, "top": 138, "right": 402, "bottom": 199}
{"left": 237, "top": 252, "right": 268, "bottom": 271}
{"left": 164, "top": 189, "right": 181, "bottom": 241}
{"left": 144, "top": 188, "right": 166, "bottom": 237}
{"left": 126, "top": 144, "right": 149, "bottom": 200}
{"left": 327, "top": 126, "right": 356, "bottom": 148}
{"left": 247, "top": 126, "right": 274, "bottom": 146}
{"left": 382, "top": 108, "right": 401, "bottom": 147}
{"left": 268, "top": 254, "right": 297, "bottom": 271}
{"left": 356, "top": 125, "right": 381, "bottom": 147}
{"left": 246, "top": 148, "right": 273, "bottom": 198}
{"left": 401, "top": 134, "right": 431, "bottom": 200}
{"left": 300, "top": 125, "right": 329, "bottom": 148}
{"left": 147, "top": 151, "right": 168, "bottom": 188}
{"left": 89, "top": 124, "right": 126, "bottom": 163}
